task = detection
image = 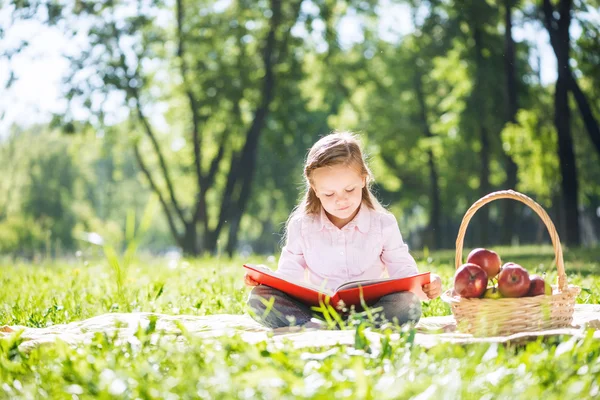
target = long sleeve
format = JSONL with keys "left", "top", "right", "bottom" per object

{"left": 276, "top": 216, "right": 307, "bottom": 282}
{"left": 380, "top": 213, "right": 419, "bottom": 278}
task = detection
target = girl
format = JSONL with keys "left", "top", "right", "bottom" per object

{"left": 245, "top": 132, "right": 442, "bottom": 328}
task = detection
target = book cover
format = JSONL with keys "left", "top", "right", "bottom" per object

{"left": 243, "top": 264, "right": 430, "bottom": 308}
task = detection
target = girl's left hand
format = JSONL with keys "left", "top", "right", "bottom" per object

{"left": 422, "top": 274, "right": 442, "bottom": 299}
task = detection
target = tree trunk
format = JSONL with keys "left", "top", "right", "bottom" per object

{"left": 181, "top": 222, "right": 198, "bottom": 255}
{"left": 541, "top": 0, "right": 581, "bottom": 246}
{"left": 226, "top": 213, "right": 242, "bottom": 256}
{"left": 225, "top": 0, "right": 284, "bottom": 256}
{"left": 414, "top": 68, "right": 441, "bottom": 250}
{"left": 473, "top": 25, "right": 491, "bottom": 245}
{"left": 226, "top": 107, "right": 272, "bottom": 256}
{"left": 555, "top": 74, "right": 580, "bottom": 246}
{"left": 203, "top": 227, "right": 220, "bottom": 255}
{"left": 479, "top": 125, "right": 491, "bottom": 245}
{"left": 501, "top": 0, "right": 519, "bottom": 244}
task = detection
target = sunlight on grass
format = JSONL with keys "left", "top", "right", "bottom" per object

{"left": 0, "top": 247, "right": 599, "bottom": 398}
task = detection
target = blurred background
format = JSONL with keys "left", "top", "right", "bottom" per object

{"left": 0, "top": 0, "right": 599, "bottom": 260}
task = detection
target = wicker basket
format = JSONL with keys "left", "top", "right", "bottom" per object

{"left": 441, "top": 190, "right": 581, "bottom": 337}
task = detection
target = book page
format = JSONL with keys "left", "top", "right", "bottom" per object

{"left": 335, "top": 276, "right": 401, "bottom": 291}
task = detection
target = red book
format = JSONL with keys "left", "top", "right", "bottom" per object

{"left": 243, "top": 264, "right": 430, "bottom": 309}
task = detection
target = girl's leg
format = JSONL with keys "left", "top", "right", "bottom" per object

{"left": 247, "top": 285, "right": 315, "bottom": 328}
{"left": 370, "top": 291, "right": 422, "bottom": 327}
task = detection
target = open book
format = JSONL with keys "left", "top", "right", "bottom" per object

{"left": 243, "top": 264, "right": 430, "bottom": 308}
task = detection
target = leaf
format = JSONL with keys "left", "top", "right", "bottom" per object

{"left": 125, "top": 208, "right": 136, "bottom": 244}
{"left": 154, "top": 283, "right": 165, "bottom": 300}
{"left": 354, "top": 323, "right": 371, "bottom": 352}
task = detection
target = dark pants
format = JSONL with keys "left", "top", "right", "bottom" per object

{"left": 247, "top": 285, "right": 422, "bottom": 329}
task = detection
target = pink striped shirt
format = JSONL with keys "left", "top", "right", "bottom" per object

{"left": 276, "top": 204, "right": 419, "bottom": 291}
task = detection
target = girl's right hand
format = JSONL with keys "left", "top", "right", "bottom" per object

{"left": 244, "top": 273, "right": 260, "bottom": 287}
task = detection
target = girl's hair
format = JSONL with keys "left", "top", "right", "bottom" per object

{"left": 287, "top": 131, "right": 385, "bottom": 227}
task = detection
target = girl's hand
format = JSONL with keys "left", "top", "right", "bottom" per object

{"left": 422, "top": 273, "right": 442, "bottom": 299}
{"left": 244, "top": 273, "right": 260, "bottom": 287}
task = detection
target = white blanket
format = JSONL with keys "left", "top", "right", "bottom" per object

{"left": 2, "top": 305, "right": 599, "bottom": 352}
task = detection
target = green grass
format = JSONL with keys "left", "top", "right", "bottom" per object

{"left": 1, "top": 246, "right": 600, "bottom": 399}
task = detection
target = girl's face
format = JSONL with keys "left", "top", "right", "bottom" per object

{"left": 311, "top": 164, "right": 366, "bottom": 228}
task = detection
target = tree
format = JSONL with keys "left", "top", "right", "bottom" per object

{"left": 406, "top": 4, "right": 452, "bottom": 250}
{"left": 7, "top": 0, "right": 306, "bottom": 255}
{"left": 539, "top": 0, "right": 580, "bottom": 245}
{"left": 0, "top": 128, "right": 83, "bottom": 255}
{"left": 441, "top": 0, "right": 509, "bottom": 246}
{"left": 541, "top": 1, "right": 600, "bottom": 157}
{"left": 22, "top": 145, "right": 79, "bottom": 251}
{"left": 501, "top": 0, "right": 521, "bottom": 244}
{"left": 462, "top": 1, "right": 499, "bottom": 245}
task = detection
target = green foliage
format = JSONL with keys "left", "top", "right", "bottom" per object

{"left": 502, "top": 108, "right": 560, "bottom": 205}
{"left": 0, "top": 129, "right": 80, "bottom": 254}
{"left": 2, "top": 0, "right": 600, "bottom": 254}
{"left": 22, "top": 141, "right": 79, "bottom": 250}
{"left": 0, "top": 216, "right": 45, "bottom": 257}
{"left": 0, "top": 126, "right": 173, "bottom": 257}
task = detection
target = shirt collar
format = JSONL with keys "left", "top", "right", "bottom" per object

{"left": 316, "top": 203, "right": 371, "bottom": 233}
{"left": 355, "top": 204, "right": 371, "bottom": 233}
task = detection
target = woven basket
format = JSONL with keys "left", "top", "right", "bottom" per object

{"left": 441, "top": 190, "right": 581, "bottom": 337}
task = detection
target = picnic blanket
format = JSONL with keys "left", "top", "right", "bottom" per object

{"left": 2, "top": 305, "right": 600, "bottom": 353}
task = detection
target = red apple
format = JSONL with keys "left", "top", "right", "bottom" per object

{"left": 497, "top": 263, "right": 531, "bottom": 298}
{"left": 528, "top": 275, "right": 552, "bottom": 296}
{"left": 454, "top": 263, "right": 488, "bottom": 298}
{"left": 466, "top": 248, "right": 502, "bottom": 278}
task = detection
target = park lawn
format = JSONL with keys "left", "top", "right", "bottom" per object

{"left": 1, "top": 246, "right": 599, "bottom": 399}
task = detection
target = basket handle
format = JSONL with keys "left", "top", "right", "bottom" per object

{"left": 455, "top": 189, "right": 567, "bottom": 292}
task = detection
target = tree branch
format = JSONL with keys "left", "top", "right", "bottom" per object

{"left": 192, "top": 6, "right": 248, "bottom": 226}
{"left": 541, "top": 0, "right": 571, "bottom": 55}
{"left": 192, "top": 127, "right": 230, "bottom": 223}
{"left": 176, "top": 0, "right": 204, "bottom": 195}
{"left": 558, "top": 0, "right": 572, "bottom": 23}
{"left": 214, "top": 150, "right": 240, "bottom": 238}
{"left": 541, "top": 0, "right": 600, "bottom": 156}
{"left": 231, "top": 0, "right": 283, "bottom": 208}
{"left": 541, "top": 0, "right": 558, "bottom": 36}
{"left": 206, "top": 130, "right": 230, "bottom": 189}
{"left": 133, "top": 142, "right": 182, "bottom": 245}
{"left": 568, "top": 74, "right": 600, "bottom": 156}
{"left": 133, "top": 95, "right": 187, "bottom": 225}
{"left": 215, "top": 0, "right": 287, "bottom": 241}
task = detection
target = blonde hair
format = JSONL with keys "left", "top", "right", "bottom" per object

{"left": 287, "top": 131, "right": 385, "bottom": 229}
